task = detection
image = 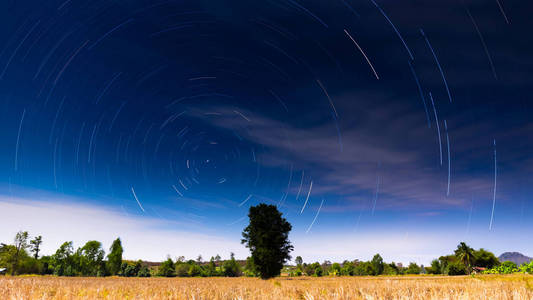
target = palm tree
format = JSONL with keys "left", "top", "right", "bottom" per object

{"left": 454, "top": 242, "right": 475, "bottom": 274}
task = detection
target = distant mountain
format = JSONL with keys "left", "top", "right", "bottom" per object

{"left": 498, "top": 252, "right": 532, "bottom": 265}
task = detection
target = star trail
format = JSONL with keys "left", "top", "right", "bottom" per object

{"left": 0, "top": 0, "right": 531, "bottom": 263}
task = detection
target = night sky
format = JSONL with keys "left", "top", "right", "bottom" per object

{"left": 1, "top": 0, "right": 531, "bottom": 264}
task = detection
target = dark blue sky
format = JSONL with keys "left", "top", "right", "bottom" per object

{"left": 0, "top": 0, "right": 531, "bottom": 263}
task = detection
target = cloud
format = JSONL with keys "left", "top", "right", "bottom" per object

{"left": 182, "top": 100, "right": 500, "bottom": 211}
{"left": 0, "top": 189, "right": 527, "bottom": 265}
{"left": 0, "top": 194, "right": 247, "bottom": 261}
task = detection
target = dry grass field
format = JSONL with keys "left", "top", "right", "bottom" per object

{"left": 1, "top": 274, "right": 532, "bottom": 299}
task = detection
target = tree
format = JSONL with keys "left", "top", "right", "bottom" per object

{"left": 79, "top": 240, "right": 105, "bottom": 276}
{"left": 383, "top": 262, "right": 400, "bottom": 275}
{"left": 371, "top": 254, "right": 384, "bottom": 275}
{"left": 175, "top": 262, "right": 189, "bottom": 277}
{"left": 12, "top": 231, "right": 29, "bottom": 275}
{"left": 354, "top": 261, "right": 374, "bottom": 276}
{"left": 121, "top": 262, "right": 138, "bottom": 277}
{"left": 429, "top": 259, "right": 442, "bottom": 274}
{"left": 188, "top": 263, "right": 203, "bottom": 277}
{"left": 51, "top": 241, "right": 74, "bottom": 276}
{"left": 341, "top": 261, "right": 355, "bottom": 275}
{"left": 304, "top": 262, "right": 323, "bottom": 276}
{"left": 244, "top": 256, "right": 258, "bottom": 277}
{"left": 107, "top": 238, "right": 123, "bottom": 275}
{"left": 445, "top": 261, "right": 467, "bottom": 275}
{"left": 223, "top": 252, "right": 242, "bottom": 277}
{"left": 241, "top": 203, "right": 293, "bottom": 279}
{"left": 205, "top": 257, "right": 219, "bottom": 276}
{"left": 295, "top": 256, "right": 303, "bottom": 267}
{"left": 0, "top": 243, "right": 17, "bottom": 275}
{"left": 454, "top": 242, "right": 475, "bottom": 273}
{"left": 137, "top": 265, "right": 151, "bottom": 277}
{"left": 405, "top": 262, "right": 421, "bottom": 274}
{"left": 330, "top": 263, "right": 341, "bottom": 275}
{"left": 30, "top": 236, "right": 42, "bottom": 259}
{"left": 157, "top": 257, "right": 175, "bottom": 277}
{"left": 438, "top": 255, "right": 456, "bottom": 274}
{"left": 473, "top": 248, "right": 500, "bottom": 269}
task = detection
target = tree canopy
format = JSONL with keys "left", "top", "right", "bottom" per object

{"left": 454, "top": 242, "right": 475, "bottom": 273}
{"left": 241, "top": 203, "right": 293, "bottom": 279}
{"left": 107, "top": 238, "right": 123, "bottom": 275}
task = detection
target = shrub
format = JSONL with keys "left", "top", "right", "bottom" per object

{"left": 175, "top": 263, "right": 189, "bottom": 277}
{"left": 137, "top": 266, "right": 151, "bottom": 277}
{"left": 222, "top": 258, "right": 242, "bottom": 277}
{"left": 188, "top": 264, "right": 202, "bottom": 277}
{"left": 519, "top": 261, "right": 533, "bottom": 274}
{"left": 446, "top": 261, "right": 467, "bottom": 275}
{"left": 341, "top": 262, "right": 355, "bottom": 276}
{"left": 485, "top": 261, "right": 518, "bottom": 274}
{"left": 157, "top": 258, "right": 175, "bottom": 277}
{"left": 405, "top": 263, "right": 421, "bottom": 275}
{"left": 329, "top": 263, "right": 341, "bottom": 276}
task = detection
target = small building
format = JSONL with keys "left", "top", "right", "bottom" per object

{"left": 0, "top": 268, "right": 6, "bottom": 275}
{"left": 472, "top": 267, "right": 486, "bottom": 274}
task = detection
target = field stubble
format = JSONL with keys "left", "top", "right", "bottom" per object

{"left": 1, "top": 274, "right": 532, "bottom": 300}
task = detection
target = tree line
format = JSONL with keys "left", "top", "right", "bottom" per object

{"left": 0, "top": 204, "right": 525, "bottom": 278}
{"left": 0, "top": 230, "right": 506, "bottom": 278}
{"left": 287, "top": 242, "right": 501, "bottom": 277}
{"left": 0, "top": 231, "right": 249, "bottom": 277}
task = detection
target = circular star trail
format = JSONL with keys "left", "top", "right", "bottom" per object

{"left": 1, "top": 0, "right": 531, "bottom": 237}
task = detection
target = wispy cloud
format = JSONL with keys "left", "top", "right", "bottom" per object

{"left": 181, "top": 99, "right": 503, "bottom": 211}
{"left": 0, "top": 194, "right": 247, "bottom": 261}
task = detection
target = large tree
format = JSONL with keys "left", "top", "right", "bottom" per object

{"left": 473, "top": 248, "right": 500, "bottom": 269}
{"left": 454, "top": 242, "right": 475, "bottom": 273}
{"left": 107, "top": 238, "right": 123, "bottom": 275}
{"left": 241, "top": 203, "right": 293, "bottom": 279}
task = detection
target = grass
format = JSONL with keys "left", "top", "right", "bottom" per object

{"left": 1, "top": 274, "right": 532, "bottom": 299}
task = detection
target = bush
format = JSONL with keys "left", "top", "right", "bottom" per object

{"left": 122, "top": 264, "right": 137, "bottom": 277}
{"left": 243, "top": 256, "right": 259, "bottom": 277}
{"left": 446, "top": 261, "right": 467, "bottom": 275}
{"left": 519, "top": 261, "right": 533, "bottom": 274}
{"left": 289, "top": 269, "right": 302, "bottom": 276}
{"left": 383, "top": 263, "right": 400, "bottom": 275}
{"left": 175, "top": 263, "right": 189, "bottom": 277}
{"left": 485, "top": 261, "right": 518, "bottom": 274}
{"left": 354, "top": 261, "right": 374, "bottom": 276}
{"left": 188, "top": 264, "right": 202, "bottom": 277}
{"left": 157, "top": 258, "right": 175, "bottom": 277}
{"left": 405, "top": 263, "right": 421, "bottom": 275}
{"left": 329, "top": 263, "right": 341, "bottom": 276}
{"left": 222, "top": 258, "right": 242, "bottom": 277}
{"left": 473, "top": 249, "right": 500, "bottom": 269}
{"left": 428, "top": 259, "right": 442, "bottom": 274}
{"left": 341, "top": 262, "right": 355, "bottom": 276}
{"left": 204, "top": 260, "right": 219, "bottom": 277}
{"left": 303, "top": 262, "right": 323, "bottom": 276}
{"left": 137, "top": 266, "right": 151, "bottom": 277}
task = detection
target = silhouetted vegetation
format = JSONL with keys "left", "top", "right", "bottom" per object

{"left": 2, "top": 228, "right": 529, "bottom": 278}
{"left": 241, "top": 203, "right": 293, "bottom": 279}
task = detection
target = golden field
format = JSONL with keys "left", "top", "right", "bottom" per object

{"left": 1, "top": 275, "right": 532, "bottom": 300}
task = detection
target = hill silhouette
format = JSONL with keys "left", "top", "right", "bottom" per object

{"left": 498, "top": 252, "right": 532, "bottom": 265}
